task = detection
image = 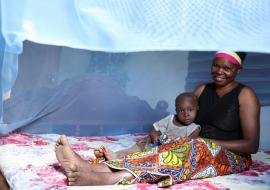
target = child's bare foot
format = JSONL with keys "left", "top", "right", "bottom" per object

{"left": 94, "top": 145, "right": 117, "bottom": 160}
{"left": 93, "top": 146, "right": 106, "bottom": 159}
{"left": 136, "top": 138, "right": 149, "bottom": 151}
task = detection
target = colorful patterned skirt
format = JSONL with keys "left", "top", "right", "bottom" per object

{"left": 104, "top": 138, "right": 252, "bottom": 187}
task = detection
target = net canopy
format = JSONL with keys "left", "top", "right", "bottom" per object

{"left": 0, "top": 0, "right": 270, "bottom": 136}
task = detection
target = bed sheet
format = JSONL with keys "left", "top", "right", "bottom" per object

{"left": 0, "top": 133, "right": 270, "bottom": 190}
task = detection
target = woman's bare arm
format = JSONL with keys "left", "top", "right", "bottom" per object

{"left": 193, "top": 84, "right": 206, "bottom": 98}
{"left": 211, "top": 86, "right": 260, "bottom": 155}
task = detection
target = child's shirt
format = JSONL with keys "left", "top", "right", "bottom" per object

{"left": 153, "top": 114, "right": 200, "bottom": 143}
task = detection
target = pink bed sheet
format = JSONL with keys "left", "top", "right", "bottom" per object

{"left": 0, "top": 133, "right": 270, "bottom": 190}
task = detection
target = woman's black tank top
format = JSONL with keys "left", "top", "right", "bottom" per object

{"left": 195, "top": 83, "right": 245, "bottom": 140}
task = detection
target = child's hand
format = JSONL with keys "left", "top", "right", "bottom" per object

{"left": 167, "top": 135, "right": 176, "bottom": 141}
{"left": 149, "top": 130, "right": 161, "bottom": 144}
{"left": 136, "top": 136, "right": 151, "bottom": 150}
{"left": 178, "top": 136, "right": 191, "bottom": 142}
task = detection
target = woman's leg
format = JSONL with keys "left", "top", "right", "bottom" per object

{"left": 99, "top": 138, "right": 251, "bottom": 187}
{"left": 55, "top": 135, "right": 114, "bottom": 173}
{"left": 67, "top": 166, "right": 134, "bottom": 186}
{"left": 55, "top": 135, "right": 134, "bottom": 185}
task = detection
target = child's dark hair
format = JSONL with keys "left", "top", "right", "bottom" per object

{"left": 175, "top": 92, "right": 198, "bottom": 108}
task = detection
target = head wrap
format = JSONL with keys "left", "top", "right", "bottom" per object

{"left": 215, "top": 51, "right": 246, "bottom": 66}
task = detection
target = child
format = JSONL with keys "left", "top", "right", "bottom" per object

{"left": 94, "top": 92, "right": 200, "bottom": 160}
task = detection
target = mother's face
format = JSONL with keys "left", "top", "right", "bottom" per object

{"left": 211, "top": 58, "right": 241, "bottom": 86}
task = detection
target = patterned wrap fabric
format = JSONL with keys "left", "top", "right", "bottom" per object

{"left": 104, "top": 138, "right": 252, "bottom": 187}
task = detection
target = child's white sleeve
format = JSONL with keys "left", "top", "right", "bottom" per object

{"left": 153, "top": 115, "right": 171, "bottom": 133}
{"left": 187, "top": 123, "right": 201, "bottom": 135}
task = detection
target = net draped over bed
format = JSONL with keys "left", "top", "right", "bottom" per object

{"left": 0, "top": 1, "right": 270, "bottom": 190}
{"left": 0, "top": 0, "right": 270, "bottom": 136}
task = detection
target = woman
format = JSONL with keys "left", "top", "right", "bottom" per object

{"left": 194, "top": 51, "right": 260, "bottom": 156}
{"left": 55, "top": 51, "right": 260, "bottom": 187}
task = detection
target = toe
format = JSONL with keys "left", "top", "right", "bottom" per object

{"left": 60, "top": 135, "right": 69, "bottom": 146}
{"left": 67, "top": 171, "right": 77, "bottom": 178}
{"left": 70, "top": 164, "right": 78, "bottom": 171}
{"left": 56, "top": 137, "right": 61, "bottom": 144}
{"left": 68, "top": 177, "right": 76, "bottom": 182}
{"left": 68, "top": 181, "right": 76, "bottom": 186}
{"left": 102, "top": 145, "right": 108, "bottom": 152}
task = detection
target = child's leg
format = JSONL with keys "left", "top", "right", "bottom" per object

{"left": 115, "top": 144, "right": 143, "bottom": 158}
{"left": 94, "top": 143, "right": 145, "bottom": 161}
{"left": 109, "top": 137, "right": 151, "bottom": 159}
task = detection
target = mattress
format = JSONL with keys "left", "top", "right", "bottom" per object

{"left": 0, "top": 133, "right": 269, "bottom": 190}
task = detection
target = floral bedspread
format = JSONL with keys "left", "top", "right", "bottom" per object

{"left": 0, "top": 133, "right": 269, "bottom": 190}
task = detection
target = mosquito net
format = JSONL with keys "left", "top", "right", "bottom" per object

{"left": 1, "top": 0, "right": 270, "bottom": 136}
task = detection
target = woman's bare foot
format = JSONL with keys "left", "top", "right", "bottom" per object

{"left": 66, "top": 164, "right": 134, "bottom": 186}
{"left": 55, "top": 135, "right": 96, "bottom": 173}
{"left": 55, "top": 135, "right": 78, "bottom": 174}
{"left": 55, "top": 135, "right": 135, "bottom": 186}
{"left": 65, "top": 164, "right": 103, "bottom": 186}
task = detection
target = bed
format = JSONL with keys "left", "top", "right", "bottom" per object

{"left": 0, "top": 132, "right": 270, "bottom": 190}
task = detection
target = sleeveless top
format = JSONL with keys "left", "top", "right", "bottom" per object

{"left": 195, "top": 83, "right": 245, "bottom": 140}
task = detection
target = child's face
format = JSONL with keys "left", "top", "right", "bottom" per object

{"left": 175, "top": 96, "right": 198, "bottom": 125}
